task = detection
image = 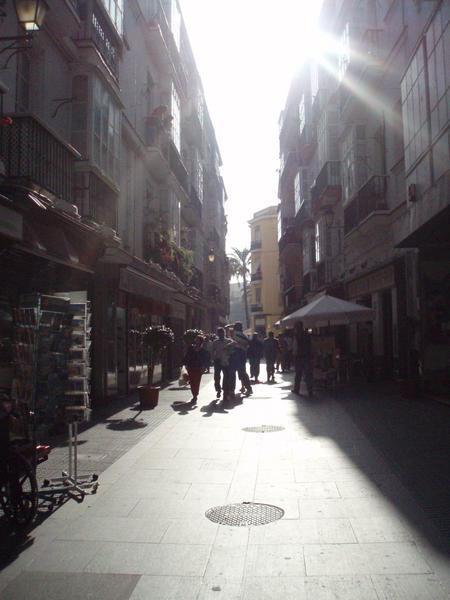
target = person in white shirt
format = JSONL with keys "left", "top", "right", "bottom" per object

{"left": 211, "top": 328, "right": 233, "bottom": 399}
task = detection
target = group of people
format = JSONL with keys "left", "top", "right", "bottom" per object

{"left": 182, "top": 322, "right": 313, "bottom": 403}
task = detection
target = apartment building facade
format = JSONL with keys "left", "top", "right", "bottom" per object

{"left": 278, "top": 0, "right": 449, "bottom": 392}
{"left": 249, "top": 206, "right": 283, "bottom": 335}
{"left": 0, "top": 0, "right": 229, "bottom": 403}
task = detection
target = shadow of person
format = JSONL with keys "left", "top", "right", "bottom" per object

{"left": 106, "top": 419, "right": 147, "bottom": 431}
{"left": 200, "top": 399, "right": 229, "bottom": 417}
{"left": 171, "top": 400, "right": 198, "bottom": 415}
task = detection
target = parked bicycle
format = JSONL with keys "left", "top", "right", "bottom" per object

{"left": 0, "top": 394, "right": 49, "bottom": 527}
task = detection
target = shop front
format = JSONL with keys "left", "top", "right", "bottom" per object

{"left": 397, "top": 205, "right": 450, "bottom": 397}
{"left": 347, "top": 262, "right": 402, "bottom": 379}
{"left": 119, "top": 265, "right": 173, "bottom": 392}
{"left": 0, "top": 190, "right": 103, "bottom": 437}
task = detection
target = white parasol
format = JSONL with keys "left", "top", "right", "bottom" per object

{"left": 281, "top": 294, "right": 375, "bottom": 327}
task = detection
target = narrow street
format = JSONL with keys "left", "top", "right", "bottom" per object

{"left": 1, "top": 374, "right": 450, "bottom": 599}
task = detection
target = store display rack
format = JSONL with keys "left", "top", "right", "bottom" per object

{"left": 11, "top": 294, "right": 98, "bottom": 501}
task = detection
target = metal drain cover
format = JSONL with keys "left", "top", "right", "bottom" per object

{"left": 242, "top": 425, "right": 285, "bottom": 433}
{"left": 205, "top": 502, "right": 284, "bottom": 526}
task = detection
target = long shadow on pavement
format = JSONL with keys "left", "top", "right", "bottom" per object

{"left": 285, "top": 374, "right": 450, "bottom": 555}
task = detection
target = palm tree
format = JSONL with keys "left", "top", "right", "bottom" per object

{"left": 228, "top": 247, "right": 251, "bottom": 329}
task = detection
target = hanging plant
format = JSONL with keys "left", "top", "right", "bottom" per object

{"left": 184, "top": 328, "right": 203, "bottom": 345}
{"left": 143, "top": 325, "right": 174, "bottom": 351}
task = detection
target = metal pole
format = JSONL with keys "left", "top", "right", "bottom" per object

{"left": 68, "top": 422, "right": 73, "bottom": 479}
{"left": 73, "top": 421, "right": 78, "bottom": 484}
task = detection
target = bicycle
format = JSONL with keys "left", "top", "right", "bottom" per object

{"left": 0, "top": 397, "right": 50, "bottom": 528}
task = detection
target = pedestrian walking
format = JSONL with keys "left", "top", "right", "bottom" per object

{"left": 292, "top": 324, "right": 314, "bottom": 396}
{"left": 278, "top": 334, "right": 289, "bottom": 372}
{"left": 248, "top": 333, "right": 263, "bottom": 383}
{"left": 204, "top": 335, "right": 214, "bottom": 373}
{"left": 211, "top": 327, "right": 233, "bottom": 399}
{"left": 263, "top": 331, "right": 279, "bottom": 383}
{"left": 183, "top": 335, "right": 209, "bottom": 403}
{"left": 285, "top": 334, "right": 293, "bottom": 371}
{"left": 229, "top": 322, "right": 252, "bottom": 397}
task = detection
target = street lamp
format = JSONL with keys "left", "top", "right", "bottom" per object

{"left": 208, "top": 248, "right": 215, "bottom": 263}
{"left": 15, "top": 0, "right": 49, "bottom": 31}
{"left": 0, "top": 1, "right": 49, "bottom": 69}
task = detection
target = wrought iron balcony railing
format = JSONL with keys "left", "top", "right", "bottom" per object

{"left": 344, "top": 175, "right": 388, "bottom": 234}
{"left": 250, "top": 240, "right": 262, "bottom": 250}
{"left": 74, "top": 5, "right": 119, "bottom": 76}
{"left": 0, "top": 115, "right": 77, "bottom": 201}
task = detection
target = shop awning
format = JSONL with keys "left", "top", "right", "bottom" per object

{"left": 13, "top": 221, "right": 94, "bottom": 273}
{"left": 396, "top": 205, "right": 450, "bottom": 248}
{"left": 119, "top": 266, "right": 175, "bottom": 303}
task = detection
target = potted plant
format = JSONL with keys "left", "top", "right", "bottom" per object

{"left": 140, "top": 325, "right": 174, "bottom": 409}
{"left": 184, "top": 328, "right": 204, "bottom": 346}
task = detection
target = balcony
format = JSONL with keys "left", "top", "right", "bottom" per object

{"left": 146, "top": 1, "right": 188, "bottom": 96}
{"left": 0, "top": 114, "right": 78, "bottom": 201}
{"left": 74, "top": 6, "right": 119, "bottom": 77}
{"left": 310, "top": 161, "right": 341, "bottom": 213}
{"left": 251, "top": 303, "right": 263, "bottom": 313}
{"left": 278, "top": 150, "right": 298, "bottom": 188}
{"left": 303, "top": 271, "right": 317, "bottom": 295}
{"left": 183, "top": 98, "right": 203, "bottom": 145}
{"left": 251, "top": 270, "right": 262, "bottom": 282}
{"left": 360, "top": 28, "right": 386, "bottom": 80}
{"left": 169, "top": 141, "right": 189, "bottom": 194}
{"left": 278, "top": 226, "right": 298, "bottom": 254}
{"left": 144, "top": 121, "right": 170, "bottom": 181}
{"left": 344, "top": 175, "right": 388, "bottom": 235}
{"left": 250, "top": 240, "right": 262, "bottom": 250}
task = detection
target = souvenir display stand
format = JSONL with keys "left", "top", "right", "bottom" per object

{"left": 11, "top": 294, "right": 98, "bottom": 503}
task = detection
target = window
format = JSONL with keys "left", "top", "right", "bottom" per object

{"left": 170, "top": 191, "right": 180, "bottom": 244}
{"left": 401, "top": 41, "right": 429, "bottom": 173}
{"left": 92, "top": 77, "right": 121, "bottom": 183}
{"left": 170, "top": 0, "right": 181, "bottom": 51}
{"left": 303, "top": 230, "right": 316, "bottom": 274}
{"left": 315, "top": 222, "right": 321, "bottom": 264}
{"left": 341, "top": 124, "right": 368, "bottom": 203}
{"left": 426, "top": 8, "right": 449, "bottom": 142}
{"left": 100, "top": 0, "right": 123, "bottom": 34}
{"left": 254, "top": 225, "right": 261, "bottom": 241}
{"left": 295, "top": 169, "right": 310, "bottom": 214}
{"left": 171, "top": 84, "right": 181, "bottom": 151}
{"left": 71, "top": 75, "right": 89, "bottom": 157}
{"left": 255, "top": 287, "right": 262, "bottom": 304}
{"left": 338, "top": 23, "right": 351, "bottom": 80}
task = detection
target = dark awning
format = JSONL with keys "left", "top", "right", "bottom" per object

{"left": 396, "top": 205, "right": 450, "bottom": 248}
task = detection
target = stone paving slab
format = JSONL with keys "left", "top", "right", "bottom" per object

{"left": 1, "top": 375, "right": 450, "bottom": 599}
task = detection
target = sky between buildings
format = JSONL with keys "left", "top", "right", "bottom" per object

{"left": 181, "top": 0, "right": 324, "bottom": 252}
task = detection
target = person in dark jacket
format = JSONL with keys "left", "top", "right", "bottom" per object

{"left": 248, "top": 333, "right": 264, "bottom": 383}
{"left": 229, "top": 322, "right": 252, "bottom": 397}
{"left": 263, "top": 331, "right": 279, "bottom": 383}
{"left": 183, "top": 335, "right": 209, "bottom": 403}
{"left": 292, "top": 324, "right": 314, "bottom": 396}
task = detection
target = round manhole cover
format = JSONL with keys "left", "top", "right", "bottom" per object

{"left": 242, "top": 425, "right": 285, "bottom": 433}
{"left": 205, "top": 502, "right": 284, "bottom": 526}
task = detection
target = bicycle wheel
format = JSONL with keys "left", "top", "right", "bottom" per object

{"left": 0, "top": 450, "right": 38, "bottom": 527}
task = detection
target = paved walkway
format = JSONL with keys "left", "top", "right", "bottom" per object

{"left": 1, "top": 375, "right": 450, "bottom": 599}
